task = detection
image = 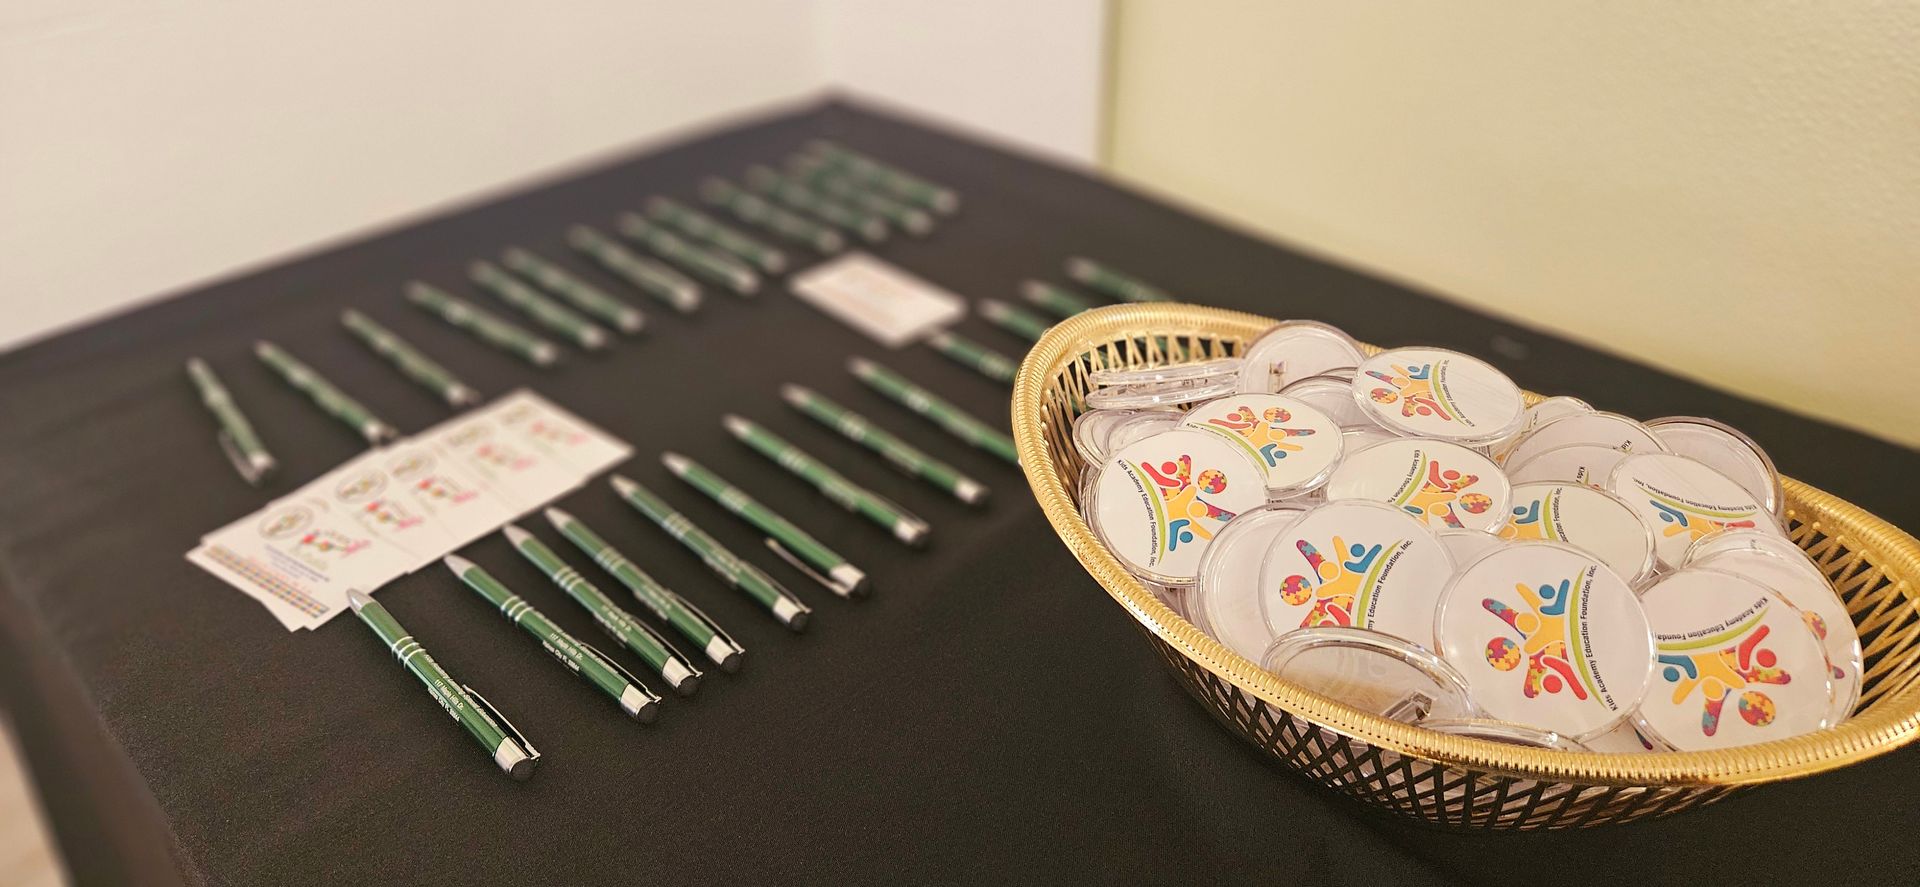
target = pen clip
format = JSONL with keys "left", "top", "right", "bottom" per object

{"left": 765, "top": 537, "right": 840, "bottom": 595}
{"left": 578, "top": 641, "right": 659, "bottom": 704}
{"left": 215, "top": 430, "right": 272, "bottom": 486}
{"left": 463, "top": 684, "right": 541, "bottom": 763}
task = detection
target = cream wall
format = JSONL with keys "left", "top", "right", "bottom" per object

{"left": 1105, "top": 2, "right": 1920, "bottom": 447}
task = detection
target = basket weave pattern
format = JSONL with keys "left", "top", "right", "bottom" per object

{"left": 1012, "top": 304, "right": 1920, "bottom": 828}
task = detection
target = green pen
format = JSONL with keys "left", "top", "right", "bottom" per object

{"left": 502, "top": 524, "right": 702, "bottom": 696}
{"left": 662, "top": 451, "right": 870, "bottom": 599}
{"left": 743, "top": 166, "right": 888, "bottom": 243}
{"left": 444, "top": 556, "right": 660, "bottom": 722}
{"left": 1020, "top": 280, "right": 1097, "bottom": 319}
{"left": 469, "top": 261, "right": 610, "bottom": 351}
{"left": 979, "top": 299, "right": 1051, "bottom": 343}
{"left": 1065, "top": 257, "right": 1173, "bottom": 303}
{"left": 925, "top": 331, "right": 1016, "bottom": 385}
{"left": 253, "top": 341, "right": 397, "bottom": 444}
{"left": 340, "top": 309, "right": 481, "bottom": 408}
{"left": 790, "top": 160, "right": 934, "bottom": 236}
{"left": 501, "top": 247, "right": 645, "bottom": 335}
{"left": 615, "top": 213, "right": 760, "bottom": 296}
{"left": 545, "top": 507, "right": 745, "bottom": 673}
{"left": 643, "top": 197, "right": 787, "bottom": 275}
{"left": 700, "top": 178, "right": 845, "bottom": 254}
{"left": 781, "top": 384, "right": 989, "bottom": 506}
{"left": 345, "top": 589, "right": 539, "bottom": 780}
{"left": 847, "top": 357, "right": 1018, "bottom": 465}
{"left": 566, "top": 225, "right": 703, "bottom": 314}
{"left": 405, "top": 282, "right": 560, "bottom": 367}
{"left": 722, "top": 415, "right": 931, "bottom": 548}
{"left": 608, "top": 475, "right": 811, "bottom": 631}
{"left": 802, "top": 140, "right": 959, "bottom": 215}
{"left": 186, "top": 357, "right": 276, "bottom": 484}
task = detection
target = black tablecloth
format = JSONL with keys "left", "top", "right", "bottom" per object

{"left": 4, "top": 100, "right": 1917, "bottom": 887}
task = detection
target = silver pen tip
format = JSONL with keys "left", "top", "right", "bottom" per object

{"left": 720, "top": 414, "right": 750, "bottom": 436}
{"left": 346, "top": 589, "right": 374, "bottom": 611}
{"left": 442, "top": 555, "right": 475, "bottom": 575}
{"left": 501, "top": 524, "right": 531, "bottom": 545}
{"left": 543, "top": 507, "right": 573, "bottom": 526}
{"left": 608, "top": 474, "right": 637, "bottom": 495}
{"left": 660, "top": 452, "right": 690, "bottom": 473}
{"left": 847, "top": 356, "right": 876, "bottom": 376}
{"left": 780, "top": 384, "right": 811, "bottom": 404}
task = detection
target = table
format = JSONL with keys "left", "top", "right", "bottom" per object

{"left": 3, "top": 100, "right": 1916, "bottom": 887}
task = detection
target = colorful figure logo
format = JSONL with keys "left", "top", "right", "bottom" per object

{"left": 1138, "top": 454, "right": 1237, "bottom": 555}
{"left": 1367, "top": 363, "right": 1453, "bottom": 421}
{"left": 475, "top": 442, "right": 535, "bottom": 470}
{"left": 257, "top": 506, "right": 313, "bottom": 540}
{"left": 1278, "top": 535, "right": 1403, "bottom": 628}
{"left": 1656, "top": 610, "right": 1791, "bottom": 736}
{"left": 1647, "top": 499, "right": 1757, "bottom": 545}
{"left": 1480, "top": 576, "right": 1599, "bottom": 702}
{"left": 1502, "top": 497, "right": 1547, "bottom": 541}
{"left": 413, "top": 475, "right": 479, "bottom": 503}
{"left": 1397, "top": 456, "right": 1492, "bottom": 529}
{"left": 1204, "top": 405, "right": 1318, "bottom": 467}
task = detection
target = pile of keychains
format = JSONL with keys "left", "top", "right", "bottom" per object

{"left": 1074, "top": 320, "right": 1861, "bottom": 754}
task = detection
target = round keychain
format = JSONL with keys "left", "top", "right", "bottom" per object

{"left": 1236, "top": 321, "right": 1365, "bottom": 394}
{"left": 1635, "top": 568, "right": 1834, "bottom": 751}
{"left": 1352, "top": 347, "right": 1525, "bottom": 445}
{"left": 1089, "top": 357, "right": 1241, "bottom": 389}
{"left": 1436, "top": 529, "right": 1507, "bottom": 567}
{"left": 1608, "top": 453, "right": 1781, "bottom": 570}
{"left": 1687, "top": 544, "right": 1861, "bottom": 724}
{"left": 1506, "top": 442, "right": 1631, "bottom": 489}
{"left": 1324, "top": 437, "right": 1511, "bottom": 533}
{"left": 1257, "top": 499, "right": 1455, "bottom": 646}
{"left": 1192, "top": 504, "right": 1312, "bottom": 661}
{"left": 1087, "top": 428, "right": 1269, "bottom": 586}
{"left": 1489, "top": 396, "right": 1595, "bottom": 461}
{"left": 1434, "top": 542, "right": 1654, "bottom": 740}
{"left": 1497, "top": 482, "right": 1657, "bottom": 584}
{"left": 1646, "top": 416, "right": 1784, "bottom": 522}
{"left": 1084, "top": 376, "right": 1239, "bottom": 410}
{"left": 1422, "top": 718, "right": 1586, "bottom": 750}
{"left": 1179, "top": 394, "right": 1344, "bottom": 498}
{"left": 1501, "top": 411, "right": 1667, "bottom": 471}
{"left": 1260, "top": 626, "right": 1476, "bottom": 722}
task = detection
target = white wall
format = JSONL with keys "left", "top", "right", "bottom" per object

{"left": 0, "top": 1, "right": 825, "bottom": 349}
{"left": 816, "top": 0, "right": 1109, "bottom": 164}
{"left": 1108, "top": 2, "right": 1920, "bottom": 447}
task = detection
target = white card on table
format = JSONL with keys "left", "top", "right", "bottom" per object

{"left": 417, "top": 409, "right": 583, "bottom": 515}
{"left": 481, "top": 390, "right": 632, "bottom": 476}
{"left": 189, "top": 496, "right": 416, "bottom": 631}
{"left": 788, "top": 253, "right": 966, "bottom": 347}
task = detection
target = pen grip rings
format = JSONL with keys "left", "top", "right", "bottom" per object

{"left": 1012, "top": 302, "right": 1920, "bottom": 830}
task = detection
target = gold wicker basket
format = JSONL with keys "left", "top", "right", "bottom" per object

{"left": 1012, "top": 303, "right": 1920, "bottom": 829}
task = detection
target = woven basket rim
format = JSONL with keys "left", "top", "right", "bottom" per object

{"left": 1012, "top": 302, "right": 1920, "bottom": 787}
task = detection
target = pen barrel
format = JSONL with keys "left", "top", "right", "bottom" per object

{"left": 679, "top": 459, "right": 847, "bottom": 574}
{"left": 513, "top": 534, "right": 687, "bottom": 673}
{"left": 794, "top": 163, "right": 934, "bottom": 235}
{"left": 787, "top": 389, "right": 986, "bottom": 503}
{"left": 1068, "top": 258, "right": 1172, "bottom": 303}
{"left": 187, "top": 360, "right": 271, "bottom": 459}
{"left": 501, "top": 248, "right": 644, "bottom": 334}
{"left": 744, "top": 167, "right": 887, "bottom": 242}
{"left": 470, "top": 262, "right": 607, "bottom": 350}
{"left": 645, "top": 199, "right": 785, "bottom": 274}
{"left": 350, "top": 597, "right": 520, "bottom": 771}
{"left": 615, "top": 215, "right": 758, "bottom": 294}
{"left": 406, "top": 283, "right": 557, "bottom": 366}
{"left": 701, "top": 179, "right": 844, "bottom": 253}
{"left": 852, "top": 362, "right": 1020, "bottom": 465}
{"left": 733, "top": 420, "right": 925, "bottom": 539}
{"left": 804, "top": 141, "right": 957, "bottom": 213}
{"left": 254, "top": 343, "right": 390, "bottom": 442}
{"left": 557, "top": 519, "right": 725, "bottom": 655}
{"left": 615, "top": 480, "right": 797, "bottom": 616}
{"left": 1021, "top": 281, "right": 1095, "bottom": 318}
{"left": 981, "top": 301, "right": 1051, "bottom": 342}
{"left": 927, "top": 332, "right": 1017, "bottom": 383}
{"left": 340, "top": 310, "right": 474, "bottom": 406}
{"left": 567, "top": 227, "right": 702, "bottom": 313}
{"left": 454, "top": 564, "right": 638, "bottom": 709}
